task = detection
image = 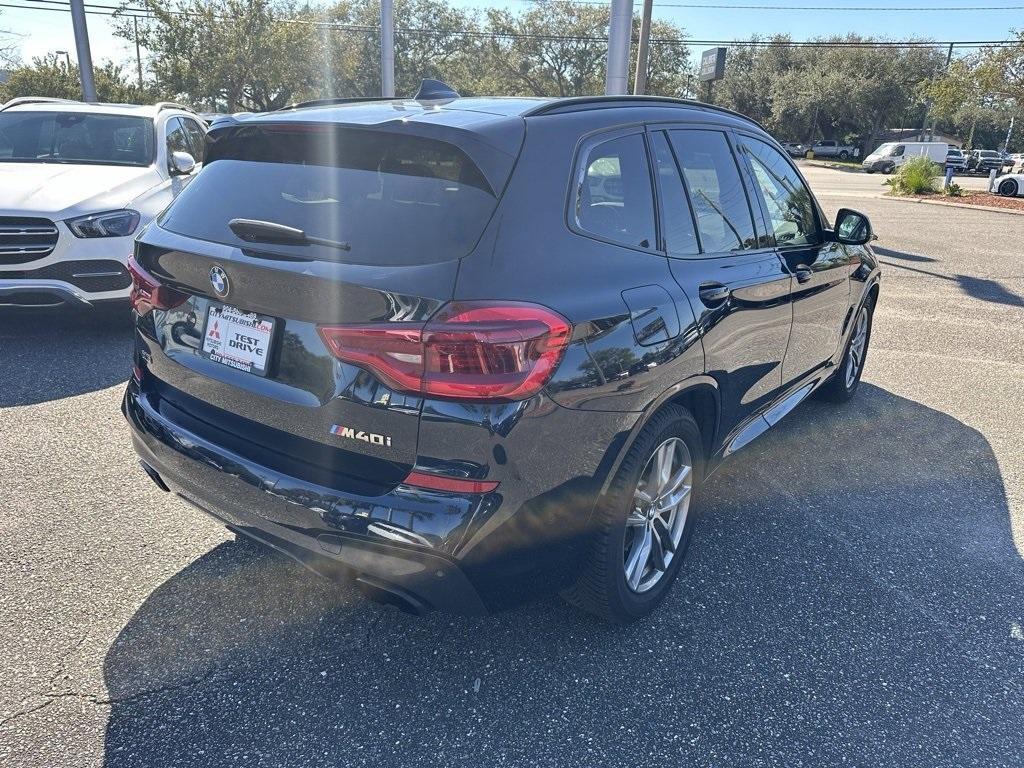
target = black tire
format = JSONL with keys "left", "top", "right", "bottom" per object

{"left": 562, "top": 405, "right": 704, "bottom": 623}
{"left": 997, "top": 178, "right": 1018, "bottom": 197}
{"left": 818, "top": 299, "right": 874, "bottom": 403}
{"left": 882, "top": 164, "right": 894, "bottom": 175}
{"left": 839, "top": 150, "right": 850, "bottom": 160}
{"left": 865, "top": 169, "right": 875, "bottom": 175}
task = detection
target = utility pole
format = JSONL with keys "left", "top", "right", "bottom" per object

{"left": 632, "top": 0, "right": 653, "bottom": 95}
{"left": 69, "top": 0, "right": 97, "bottom": 102}
{"left": 1004, "top": 114, "right": 1015, "bottom": 152}
{"left": 380, "top": 0, "right": 395, "bottom": 98}
{"left": 133, "top": 16, "right": 144, "bottom": 89}
{"left": 605, "top": 0, "right": 633, "bottom": 95}
{"left": 921, "top": 42, "right": 954, "bottom": 142}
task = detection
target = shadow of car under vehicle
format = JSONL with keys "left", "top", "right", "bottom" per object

{"left": 0, "top": 307, "right": 133, "bottom": 407}
{"left": 101, "top": 384, "right": 1024, "bottom": 766}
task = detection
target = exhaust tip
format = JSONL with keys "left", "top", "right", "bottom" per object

{"left": 139, "top": 461, "right": 170, "bottom": 492}
{"left": 355, "top": 574, "right": 429, "bottom": 616}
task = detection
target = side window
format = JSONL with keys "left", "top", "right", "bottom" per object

{"left": 667, "top": 129, "right": 757, "bottom": 253}
{"left": 739, "top": 136, "right": 820, "bottom": 248}
{"left": 182, "top": 118, "right": 206, "bottom": 163}
{"left": 575, "top": 133, "right": 656, "bottom": 249}
{"left": 893, "top": 144, "right": 905, "bottom": 157}
{"left": 164, "top": 117, "right": 190, "bottom": 167}
{"left": 649, "top": 131, "right": 699, "bottom": 256}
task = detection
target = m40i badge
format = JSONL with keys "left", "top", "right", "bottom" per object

{"left": 331, "top": 425, "right": 393, "bottom": 448}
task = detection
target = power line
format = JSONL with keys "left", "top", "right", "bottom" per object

{"left": 5, "top": 0, "right": 1023, "bottom": 48}
{"left": 517, "top": 0, "right": 1024, "bottom": 8}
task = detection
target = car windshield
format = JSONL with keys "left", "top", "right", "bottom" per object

{"left": 948, "top": 149, "right": 962, "bottom": 157}
{"left": 0, "top": 111, "right": 155, "bottom": 167}
{"left": 979, "top": 151, "right": 999, "bottom": 158}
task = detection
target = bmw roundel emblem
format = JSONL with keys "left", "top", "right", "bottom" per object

{"left": 209, "top": 265, "right": 230, "bottom": 298}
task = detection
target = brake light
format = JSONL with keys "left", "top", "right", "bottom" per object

{"left": 127, "top": 254, "right": 187, "bottom": 315}
{"left": 318, "top": 301, "right": 571, "bottom": 402}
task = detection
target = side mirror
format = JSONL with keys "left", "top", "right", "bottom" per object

{"left": 169, "top": 151, "right": 196, "bottom": 176}
{"left": 832, "top": 208, "right": 873, "bottom": 246}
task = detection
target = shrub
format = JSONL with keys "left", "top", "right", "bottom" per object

{"left": 943, "top": 182, "right": 964, "bottom": 197}
{"left": 885, "top": 156, "right": 941, "bottom": 196}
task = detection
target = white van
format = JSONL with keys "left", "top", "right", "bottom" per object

{"left": 862, "top": 141, "right": 948, "bottom": 174}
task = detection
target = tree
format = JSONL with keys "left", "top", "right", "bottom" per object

{"left": 322, "top": 0, "right": 480, "bottom": 98}
{"left": 0, "top": 54, "right": 156, "bottom": 103}
{"left": 115, "top": 0, "right": 322, "bottom": 111}
{"left": 925, "top": 36, "right": 1024, "bottom": 150}
{"left": 478, "top": 2, "right": 611, "bottom": 97}
{"left": 712, "top": 37, "right": 944, "bottom": 151}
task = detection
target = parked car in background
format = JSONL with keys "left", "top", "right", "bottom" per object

{"left": 0, "top": 97, "right": 206, "bottom": 308}
{"left": 994, "top": 172, "right": 1024, "bottom": 197}
{"left": 807, "top": 139, "right": 859, "bottom": 161}
{"left": 780, "top": 141, "right": 806, "bottom": 158}
{"left": 945, "top": 147, "right": 967, "bottom": 172}
{"left": 1008, "top": 153, "right": 1024, "bottom": 173}
{"left": 861, "top": 141, "right": 947, "bottom": 174}
{"left": 124, "top": 86, "right": 881, "bottom": 623}
{"left": 966, "top": 149, "right": 1005, "bottom": 175}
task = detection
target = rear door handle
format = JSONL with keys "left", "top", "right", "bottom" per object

{"left": 794, "top": 265, "right": 813, "bottom": 284}
{"left": 698, "top": 282, "right": 731, "bottom": 306}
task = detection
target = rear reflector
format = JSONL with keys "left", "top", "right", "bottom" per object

{"left": 402, "top": 470, "right": 499, "bottom": 494}
{"left": 127, "top": 254, "right": 187, "bottom": 315}
{"left": 318, "top": 301, "right": 571, "bottom": 402}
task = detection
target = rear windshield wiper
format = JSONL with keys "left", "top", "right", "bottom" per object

{"left": 228, "top": 218, "right": 351, "bottom": 251}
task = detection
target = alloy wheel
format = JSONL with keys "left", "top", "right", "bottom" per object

{"left": 624, "top": 437, "right": 693, "bottom": 593}
{"left": 845, "top": 307, "right": 869, "bottom": 388}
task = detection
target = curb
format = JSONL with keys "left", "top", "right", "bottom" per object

{"left": 883, "top": 195, "right": 1024, "bottom": 217}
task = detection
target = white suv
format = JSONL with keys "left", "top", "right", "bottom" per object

{"left": 0, "top": 97, "right": 206, "bottom": 308}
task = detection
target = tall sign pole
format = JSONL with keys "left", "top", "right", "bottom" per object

{"left": 69, "top": 0, "right": 97, "bottom": 102}
{"left": 380, "top": 0, "right": 395, "bottom": 98}
{"left": 632, "top": 0, "right": 653, "bottom": 95}
{"left": 605, "top": 0, "right": 633, "bottom": 95}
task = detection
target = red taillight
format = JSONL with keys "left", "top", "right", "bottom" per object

{"left": 127, "top": 254, "right": 187, "bottom": 315}
{"left": 318, "top": 301, "right": 571, "bottom": 402}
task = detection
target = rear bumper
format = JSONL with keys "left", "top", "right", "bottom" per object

{"left": 123, "top": 382, "right": 489, "bottom": 615}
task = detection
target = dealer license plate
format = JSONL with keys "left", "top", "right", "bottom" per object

{"left": 200, "top": 302, "right": 276, "bottom": 376}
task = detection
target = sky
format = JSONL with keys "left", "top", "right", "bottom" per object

{"left": 2, "top": 0, "right": 1022, "bottom": 74}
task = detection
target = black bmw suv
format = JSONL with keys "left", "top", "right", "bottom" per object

{"left": 124, "top": 87, "right": 880, "bottom": 623}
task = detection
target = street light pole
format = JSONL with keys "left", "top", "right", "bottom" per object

{"left": 380, "top": 0, "right": 395, "bottom": 98}
{"left": 68, "top": 0, "right": 97, "bottom": 102}
{"left": 55, "top": 50, "right": 72, "bottom": 71}
{"left": 605, "top": 0, "right": 633, "bottom": 95}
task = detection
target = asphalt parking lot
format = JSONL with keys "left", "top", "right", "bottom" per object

{"left": 2, "top": 166, "right": 1023, "bottom": 767}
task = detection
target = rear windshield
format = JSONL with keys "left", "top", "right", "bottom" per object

{"left": 159, "top": 124, "right": 500, "bottom": 266}
{"left": 0, "top": 111, "right": 154, "bottom": 166}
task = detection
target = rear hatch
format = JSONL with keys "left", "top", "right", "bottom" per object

{"left": 133, "top": 118, "right": 518, "bottom": 494}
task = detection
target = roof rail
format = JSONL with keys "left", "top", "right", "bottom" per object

{"left": 522, "top": 95, "right": 764, "bottom": 130}
{"left": 0, "top": 96, "right": 80, "bottom": 112}
{"left": 155, "top": 101, "right": 195, "bottom": 114}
